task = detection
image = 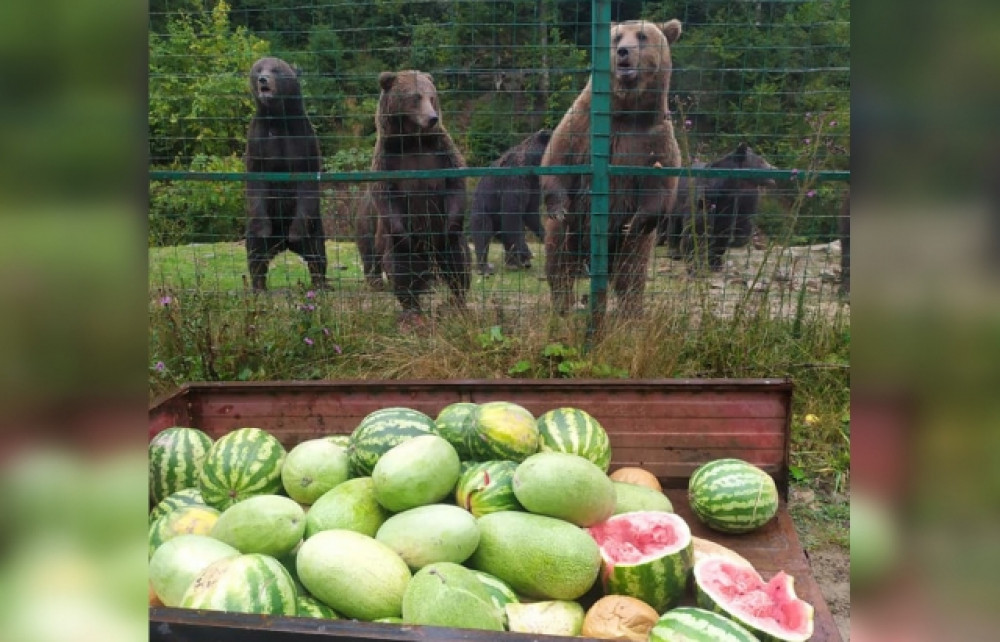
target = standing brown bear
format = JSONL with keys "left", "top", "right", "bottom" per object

{"left": 245, "top": 57, "right": 327, "bottom": 291}
{"left": 356, "top": 70, "right": 470, "bottom": 323}
{"left": 542, "top": 20, "right": 682, "bottom": 316}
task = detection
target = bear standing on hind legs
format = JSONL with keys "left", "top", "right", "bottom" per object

{"left": 245, "top": 57, "right": 327, "bottom": 291}
{"left": 542, "top": 19, "right": 683, "bottom": 318}
{"left": 361, "top": 70, "right": 470, "bottom": 323}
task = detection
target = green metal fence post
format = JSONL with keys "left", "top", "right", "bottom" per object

{"left": 588, "top": 0, "right": 611, "bottom": 340}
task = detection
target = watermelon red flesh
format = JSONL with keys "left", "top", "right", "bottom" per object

{"left": 587, "top": 511, "right": 693, "bottom": 612}
{"left": 695, "top": 558, "right": 813, "bottom": 641}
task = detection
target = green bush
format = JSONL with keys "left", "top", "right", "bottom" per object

{"left": 149, "top": 155, "right": 246, "bottom": 246}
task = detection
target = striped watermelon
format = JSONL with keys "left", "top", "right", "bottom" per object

{"left": 296, "top": 594, "right": 340, "bottom": 619}
{"left": 650, "top": 607, "right": 758, "bottom": 642}
{"left": 348, "top": 407, "right": 437, "bottom": 476}
{"left": 198, "top": 427, "right": 287, "bottom": 511}
{"left": 179, "top": 553, "right": 297, "bottom": 615}
{"left": 455, "top": 460, "right": 523, "bottom": 517}
{"left": 149, "top": 426, "right": 213, "bottom": 504}
{"left": 325, "top": 434, "right": 351, "bottom": 448}
{"left": 694, "top": 558, "right": 814, "bottom": 642}
{"left": 587, "top": 511, "right": 693, "bottom": 613}
{"left": 471, "top": 571, "right": 519, "bottom": 626}
{"left": 148, "top": 503, "right": 221, "bottom": 557}
{"left": 688, "top": 458, "right": 779, "bottom": 534}
{"left": 536, "top": 408, "right": 612, "bottom": 472}
{"left": 149, "top": 487, "right": 206, "bottom": 525}
{"left": 435, "top": 402, "right": 479, "bottom": 460}
{"left": 469, "top": 402, "right": 538, "bottom": 462}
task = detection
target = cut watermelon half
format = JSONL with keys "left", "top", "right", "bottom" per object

{"left": 587, "top": 511, "right": 693, "bottom": 612}
{"left": 694, "top": 557, "right": 814, "bottom": 642}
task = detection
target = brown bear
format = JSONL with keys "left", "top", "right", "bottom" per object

{"left": 469, "top": 129, "right": 551, "bottom": 275}
{"left": 245, "top": 57, "right": 327, "bottom": 291}
{"left": 541, "top": 19, "right": 683, "bottom": 317}
{"left": 356, "top": 70, "right": 470, "bottom": 320}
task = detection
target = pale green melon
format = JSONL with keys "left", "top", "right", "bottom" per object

{"left": 506, "top": 600, "right": 585, "bottom": 636}
{"left": 281, "top": 439, "right": 351, "bottom": 505}
{"left": 401, "top": 562, "right": 505, "bottom": 631}
{"left": 613, "top": 481, "right": 675, "bottom": 515}
{"left": 512, "top": 451, "right": 616, "bottom": 526}
{"left": 372, "top": 435, "right": 460, "bottom": 512}
{"left": 305, "top": 477, "right": 391, "bottom": 538}
{"left": 210, "top": 494, "right": 305, "bottom": 557}
{"left": 375, "top": 504, "right": 480, "bottom": 570}
{"left": 149, "top": 534, "right": 239, "bottom": 607}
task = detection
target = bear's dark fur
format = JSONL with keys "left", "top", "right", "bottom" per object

{"left": 542, "top": 20, "right": 683, "bottom": 317}
{"left": 245, "top": 57, "right": 327, "bottom": 291}
{"left": 662, "top": 143, "right": 776, "bottom": 272}
{"left": 469, "top": 130, "right": 551, "bottom": 275}
{"left": 356, "top": 70, "right": 470, "bottom": 319}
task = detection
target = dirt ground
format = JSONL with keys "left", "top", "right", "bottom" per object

{"left": 809, "top": 545, "right": 851, "bottom": 641}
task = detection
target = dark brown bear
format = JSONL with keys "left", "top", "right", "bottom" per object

{"left": 663, "top": 143, "right": 777, "bottom": 272}
{"left": 469, "top": 129, "right": 551, "bottom": 275}
{"left": 542, "top": 19, "right": 683, "bottom": 317}
{"left": 356, "top": 70, "right": 470, "bottom": 320}
{"left": 245, "top": 57, "right": 327, "bottom": 291}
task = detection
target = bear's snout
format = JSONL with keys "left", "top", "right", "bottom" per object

{"left": 617, "top": 47, "right": 631, "bottom": 59}
{"left": 426, "top": 114, "right": 439, "bottom": 128}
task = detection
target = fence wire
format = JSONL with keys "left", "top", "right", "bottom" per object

{"left": 148, "top": 0, "right": 849, "bottom": 341}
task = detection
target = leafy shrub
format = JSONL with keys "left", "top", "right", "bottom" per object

{"left": 150, "top": 155, "right": 246, "bottom": 246}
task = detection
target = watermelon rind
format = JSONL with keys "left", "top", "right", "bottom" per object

{"left": 650, "top": 607, "right": 758, "bottom": 642}
{"left": 471, "top": 570, "right": 520, "bottom": 623}
{"left": 693, "top": 557, "right": 815, "bottom": 642}
{"left": 149, "top": 426, "right": 214, "bottom": 504}
{"left": 468, "top": 402, "right": 539, "bottom": 462}
{"left": 347, "top": 407, "right": 437, "bottom": 477}
{"left": 296, "top": 594, "right": 340, "bottom": 619}
{"left": 435, "top": 402, "right": 479, "bottom": 460}
{"left": 588, "top": 511, "right": 693, "bottom": 613}
{"left": 688, "top": 458, "right": 779, "bottom": 534}
{"left": 536, "top": 408, "right": 612, "bottom": 472}
{"left": 455, "top": 460, "right": 523, "bottom": 517}
{"left": 149, "top": 487, "right": 206, "bottom": 525}
{"left": 198, "top": 427, "right": 287, "bottom": 511}
{"left": 179, "top": 553, "right": 298, "bottom": 616}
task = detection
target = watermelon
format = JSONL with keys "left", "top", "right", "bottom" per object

{"left": 198, "top": 427, "right": 287, "bottom": 511}
{"left": 694, "top": 557, "right": 814, "bottom": 642}
{"left": 688, "top": 458, "right": 779, "bottom": 534}
{"left": 536, "top": 408, "right": 612, "bottom": 472}
{"left": 325, "top": 434, "right": 350, "bottom": 448}
{"left": 347, "top": 407, "right": 437, "bottom": 476}
{"left": 149, "top": 487, "right": 206, "bottom": 525}
{"left": 587, "top": 511, "right": 693, "bottom": 613}
{"left": 455, "top": 460, "right": 523, "bottom": 517}
{"left": 281, "top": 438, "right": 351, "bottom": 505}
{"left": 149, "top": 426, "right": 213, "bottom": 504}
{"left": 513, "top": 452, "right": 616, "bottom": 527}
{"left": 149, "top": 504, "right": 220, "bottom": 557}
{"left": 471, "top": 570, "right": 520, "bottom": 621}
{"left": 468, "top": 401, "right": 538, "bottom": 462}
{"left": 179, "top": 553, "right": 298, "bottom": 616}
{"left": 296, "top": 594, "right": 340, "bottom": 619}
{"left": 650, "top": 607, "right": 759, "bottom": 642}
{"left": 435, "top": 402, "right": 479, "bottom": 460}
{"left": 148, "top": 534, "right": 239, "bottom": 607}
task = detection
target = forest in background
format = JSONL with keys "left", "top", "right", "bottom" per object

{"left": 148, "top": 0, "right": 849, "bottom": 246}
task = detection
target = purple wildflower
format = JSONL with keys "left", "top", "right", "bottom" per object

{"left": 304, "top": 337, "right": 314, "bottom": 346}
{"left": 804, "top": 138, "right": 811, "bottom": 145}
{"left": 322, "top": 327, "right": 331, "bottom": 337}
{"left": 154, "top": 361, "right": 166, "bottom": 372}
{"left": 334, "top": 345, "right": 343, "bottom": 355}
{"left": 829, "top": 120, "right": 838, "bottom": 127}
{"left": 306, "top": 290, "right": 316, "bottom": 299}
{"left": 160, "top": 295, "right": 172, "bottom": 306}
{"left": 684, "top": 119, "right": 692, "bottom": 129}
{"left": 807, "top": 190, "right": 817, "bottom": 198}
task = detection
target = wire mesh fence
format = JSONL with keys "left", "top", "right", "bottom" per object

{"left": 148, "top": 0, "right": 850, "bottom": 355}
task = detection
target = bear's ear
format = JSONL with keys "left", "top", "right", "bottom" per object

{"left": 735, "top": 142, "right": 749, "bottom": 159}
{"left": 379, "top": 71, "right": 397, "bottom": 91}
{"left": 659, "top": 19, "right": 682, "bottom": 44}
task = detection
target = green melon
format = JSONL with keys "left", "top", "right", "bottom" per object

{"left": 513, "top": 451, "right": 616, "bottom": 527}
{"left": 587, "top": 511, "right": 693, "bottom": 613}
{"left": 536, "top": 407, "right": 612, "bottom": 472}
{"left": 650, "top": 607, "right": 759, "bottom": 642}
{"left": 281, "top": 438, "right": 351, "bottom": 505}
{"left": 149, "top": 487, "right": 206, "bottom": 525}
{"left": 372, "top": 435, "right": 460, "bottom": 512}
{"left": 375, "top": 504, "right": 480, "bottom": 569}
{"left": 468, "top": 511, "right": 601, "bottom": 601}
{"left": 179, "top": 553, "right": 297, "bottom": 615}
{"left": 296, "top": 529, "right": 412, "bottom": 621}
{"left": 198, "top": 427, "right": 287, "bottom": 511}
{"left": 434, "top": 402, "right": 479, "bottom": 460}
{"left": 694, "top": 557, "right": 815, "bottom": 642}
{"left": 149, "top": 534, "right": 239, "bottom": 607}
{"left": 688, "top": 458, "right": 779, "bottom": 534}
{"left": 468, "top": 401, "right": 538, "bottom": 462}
{"left": 471, "top": 570, "right": 520, "bottom": 623}
{"left": 296, "top": 594, "right": 340, "bottom": 619}
{"left": 401, "top": 562, "right": 505, "bottom": 631}
{"left": 325, "top": 434, "right": 351, "bottom": 448}
{"left": 305, "top": 477, "right": 391, "bottom": 538}
{"left": 454, "top": 460, "right": 523, "bottom": 517}
{"left": 149, "top": 504, "right": 220, "bottom": 557}
{"left": 149, "top": 427, "right": 214, "bottom": 504}
{"left": 613, "top": 481, "right": 675, "bottom": 514}
{"left": 347, "top": 407, "right": 437, "bottom": 477}
{"left": 210, "top": 494, "right": 305, "bottom": 557}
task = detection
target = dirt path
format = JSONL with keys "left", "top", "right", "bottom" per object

{"left": 808, "top": 545, "right": 851, "bottom": 641}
